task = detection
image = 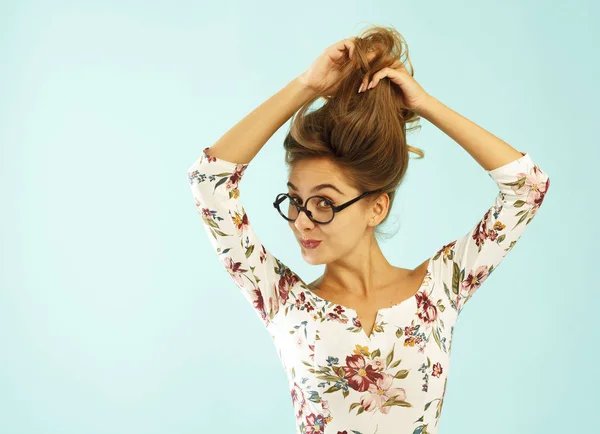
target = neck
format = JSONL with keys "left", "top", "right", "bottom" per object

{"left": 315, "top": 234, "right": 401, "bottom": 298}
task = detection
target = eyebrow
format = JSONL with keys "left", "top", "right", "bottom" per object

{"left": 287, "top": 181, "right": 345, "bottom": 196}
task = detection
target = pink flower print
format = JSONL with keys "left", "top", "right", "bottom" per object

{"left": 343, "top": 354, "right": 383, "bottom": 392}
{"left": 221, "top": 257, "right": 267, "bottom": 320}
{"left": 352, "top": 317, "right": 362, "bottom": 328}
{"left": 472, "top": 209, "right": 492, "bottom": 248}
{"left": 251, "top": 288, "right": 266, "bottom": 321}
{"left": 268, "top": 296, "right": 277, "bottom": 318}
{"left": 415, "top": 290, "right": 438, "bottom": 324}
{"left": 404, "top": 325, "right": 416, "bottom": 336}
{"left": 291, "top": 382, "right": 311, "bottom": 421}
{"left": 276, "top": 267, "right": 300, "bottom": 306}
{"left": 259, "top": 244, "right": 267, "bottom": 263}
{"left": 291, "top": 382, "right": 305, "bottom": 407}
{"left": 222, "top": 257, "right": 245, "bottom": 287}
{"left": 514, "top": 165, "right": 550, "bottom": 207}
{"left": 368, "top": 357, "right": 386, "bottom": 372}
{"left": 202, "top": 147, "right": 217, "bottom": 163}
{"left": 295, "top": 292, "right": 306, "bottom": 309}
{"left": 225, "top": 164, "right": 247, "bottom": 192}
{"left": 321, "top": 399, "right": 330, "bottom": 413}
{"left": 201, "top": 208, "right": 213, "bottom": 219}
{"left": 461, "top": 265, "right": 490, "bottom": 296}
{"left": 326, "top": 312, "right": 348, "bottom": 324}
{"left": 360, "top": 373, "right": 407, "bottom": 414}
{"left": 432, "top": 362, "right": 443, "bottom": 378}
{"left": 304, "top": 413, "right": 328, "bottom": 434}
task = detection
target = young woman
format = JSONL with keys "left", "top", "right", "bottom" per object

{"left": 187, "top": 25, "right": 550, "bottom": 434}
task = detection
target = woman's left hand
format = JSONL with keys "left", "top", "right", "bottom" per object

{"left": 359, "top": 60, "right": 432, "bottom": 114}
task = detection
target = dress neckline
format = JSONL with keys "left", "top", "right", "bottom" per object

{"left": 300, "top": 256, "right": 433, "bottom": 340}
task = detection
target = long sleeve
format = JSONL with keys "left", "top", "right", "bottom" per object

{"left": 432, "top": 151, "right": 550, "bottom": 315}
{"left": 187, "top": 147, "right": 299, "bottom": 328}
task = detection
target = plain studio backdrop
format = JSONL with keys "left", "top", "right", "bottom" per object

{"left": 1, "top": 1, "right": 597, "bottom": 433}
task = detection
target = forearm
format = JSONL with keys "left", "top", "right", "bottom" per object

{"left": 418, "top": 95, "right": 524, "bottom": 171}
{"left": 205, "top": 77, "right": 318, "bottom": 165}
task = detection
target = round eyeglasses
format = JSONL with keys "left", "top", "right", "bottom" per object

{"left": 273, "top": 190, "right": 382, "bottom": 225}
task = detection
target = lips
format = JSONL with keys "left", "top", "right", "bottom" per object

{"left": 300, "top": 239, "right": 321, "bottom": 248}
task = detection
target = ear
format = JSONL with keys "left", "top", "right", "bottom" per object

{"left": 368, "top": 192, "right": 390, "bottom": 226}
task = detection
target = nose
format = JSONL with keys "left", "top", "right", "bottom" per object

{"left": 293, "top": 208, "right": 316, "bottom": 231}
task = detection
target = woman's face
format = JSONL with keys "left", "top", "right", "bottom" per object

{"left": 286, "top": 158, "right": 385, "bottom": 265}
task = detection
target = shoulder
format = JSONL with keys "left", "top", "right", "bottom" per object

{"left": 410, "top": 257, "right": 431, "bottom": 281}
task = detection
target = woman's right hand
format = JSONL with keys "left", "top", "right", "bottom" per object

{"left": 297, "top": 37, "right": 359, "bottom": 96}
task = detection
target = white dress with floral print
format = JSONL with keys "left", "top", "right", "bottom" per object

{"left": 187, "top": 147, "right": 550, "bottom": 434}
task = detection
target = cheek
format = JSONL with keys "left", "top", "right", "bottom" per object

{"left": 335, "top": 210, "right": 366, "bottom": 232}
{"left": 326, "top": 216, "right": 365, "bottom": 245}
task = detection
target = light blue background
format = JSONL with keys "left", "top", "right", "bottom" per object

{"left": 1, "top": 1, "right": 597, "bottom": 433}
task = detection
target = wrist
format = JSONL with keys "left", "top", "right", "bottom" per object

{"left": 414, "top": 94, "right": 439, "bottom": 119}
{"left": 291, "top": 75, "right": 319, "bottom": 101}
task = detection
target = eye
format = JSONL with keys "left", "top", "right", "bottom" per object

{"left": 324, "top": 196, "right": 336, "bottom": 205}
{"left": 319, "top": 197, "right": 335, "bottom": 206}
{"left": 289, "top": 195, "right": 336, "bottom": 206}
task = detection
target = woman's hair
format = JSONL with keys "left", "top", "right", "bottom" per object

{"left": 283, "top": 24, "right": 425, "bottom": 242}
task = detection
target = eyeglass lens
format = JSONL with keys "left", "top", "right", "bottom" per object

{"left": 277, "top": 195, "right": 334, "bottom": 223}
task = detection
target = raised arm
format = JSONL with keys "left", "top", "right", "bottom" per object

{"left": 417, "top": 97, "right": 551, "bottom": 313}
{"left": 186, "top": 75, "right": 322, "bottom": 328}
{"left": 417, "top": 95, "right": 526, "bottom": 172}
{"left": 205, "top": 36, "right": 362, "bottom": 165}
{"left": 187, "top": 39, "right": 368, "bottom": 326}
{"left": 205, "top": 77, "right": 317, "bottom": 165}
{"left": 432, "top": 151, "right": 550, "bottom": 314}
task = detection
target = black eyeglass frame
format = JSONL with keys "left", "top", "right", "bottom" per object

{"left": 272, "top": 190, "right": 383, "bottom": 225}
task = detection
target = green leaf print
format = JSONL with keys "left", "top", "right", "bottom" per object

{"left": 394, "top": 369, "right": 409, "bottom": 379}
{"left": 389, "top": 359, "right": 401, "bottom": 369}
{"left": 324, "top": 385, "right": 341, "bottom": 393}
{"left": 451, "top": 261, "right": 460, "bottom": 295}
{"left": 385, "top": 346, "right": 395, "bottom": 368}
{"left": 382, "top": 396, "right": 412, "bottom": 408}
{"left": 214, "top": 177, "right": 228, "bottom": 190}
{"left": 316, "top": 375, "right": 341, "bottom": 382}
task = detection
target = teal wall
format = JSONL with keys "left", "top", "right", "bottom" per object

{"left": 1, "top": 1, "right": 596, "bottom": 433}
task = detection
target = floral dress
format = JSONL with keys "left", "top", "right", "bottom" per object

{"left": 187, "top": 147, "right": 550, "bottom": 434}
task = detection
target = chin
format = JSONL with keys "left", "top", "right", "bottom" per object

{"left": 300, "top": 249, "right": 326, "bottom": 265}
{"left": 303, "top": 257, "right": 326, "bottom": 265}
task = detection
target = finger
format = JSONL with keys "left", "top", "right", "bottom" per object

{"left": 368, "top": 67, "right": 391, "bottom": 89}
{"left": 359, "top": 73, "right": 370, "bottom": 93}
{"left": 335, "top": 38, "right": 355, "bottom": 60}
{"left": 347, "top": 37, "right": 360, "bottom": 60}
{"left": 347, "top": 37, "right": 357, "bottom": 59}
